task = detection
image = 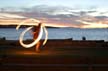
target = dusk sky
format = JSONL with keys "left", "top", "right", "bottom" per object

{"left": 0, "top": 0, "right": 108, "bottom": 28}
{"left": 0, "top": 0, "right": 107, "bottom": 9}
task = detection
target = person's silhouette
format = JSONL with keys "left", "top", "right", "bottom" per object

{"left": 32, "top": 23, "right": 42, "bottom": 52}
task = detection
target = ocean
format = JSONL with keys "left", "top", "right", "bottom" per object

{"left": 0, "top": 28, "right": 108, "bottom": 41}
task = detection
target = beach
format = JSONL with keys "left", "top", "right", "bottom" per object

{"left": 0, "top": 0, "right": 108, "bottom": 70}
{"left": 0, "top": 39, "right": 108, "bottom": 71}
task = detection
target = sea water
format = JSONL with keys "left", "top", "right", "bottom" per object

{"left": 0, "top": 28, "right": 108, "bottom": 41}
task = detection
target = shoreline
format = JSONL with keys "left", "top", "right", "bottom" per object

{"left": 0, "top": 38, "right": 107, "bottom": 47}
{"left": 0, "top": 38, "right": 107, "bottom": 48}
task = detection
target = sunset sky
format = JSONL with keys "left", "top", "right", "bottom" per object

{"left": 0, "top": 0, "right": 108, "bottom": 28}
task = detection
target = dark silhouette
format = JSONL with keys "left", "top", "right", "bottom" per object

{"left": 82, "top": 36, "right": 86, "bottom": 40}
{"left": 32, "top": 23, "right": 42, "bottom": 52}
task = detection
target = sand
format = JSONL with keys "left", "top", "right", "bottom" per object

{"left": 0, "top": 39, "right": 108, "bottom": 71}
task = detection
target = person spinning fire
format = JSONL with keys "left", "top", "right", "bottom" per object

{"left": 32, "top": 23, "right": 42, "bottom": 52}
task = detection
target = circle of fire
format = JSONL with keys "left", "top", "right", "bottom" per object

{"left": 16, "top": 18, "right": 48, "bottom": 48}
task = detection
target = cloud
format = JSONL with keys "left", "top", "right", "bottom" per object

{"left": 0, "top": 5, "right": 108, "bottom": 28}
{"left": 0, "top": 13, "right": 26, "bottom": 19}
{"left": 77, "top": 20, "right": 108, "bottom": 28}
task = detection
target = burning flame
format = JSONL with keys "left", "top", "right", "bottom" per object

{"left": 16, "top": 18, "right": 48, "bottom": 50}
{"left": 16, "top": 18, "right": 41, "bottom": 30}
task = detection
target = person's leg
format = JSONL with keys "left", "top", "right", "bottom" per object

{"left": 35, "top": 41, "right": 41, "bottom": 52}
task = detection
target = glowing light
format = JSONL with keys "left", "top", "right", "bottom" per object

{"left": 43, "top": 24, "right": 48, "bottom": 45}
{"left": 16, "top": 18, "right": 48, "bottom": 50}
{"left": 16, "top": 18, "right": 41, "bottom": 30}
{"left": 19, "top": 26, "right": 43, "bottom": 48}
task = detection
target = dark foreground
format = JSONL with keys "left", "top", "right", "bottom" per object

{"left": 0, "top": 39, "right": 108, "bottom": 71}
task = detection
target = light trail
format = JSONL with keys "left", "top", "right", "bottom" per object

{"left": 16, "top": 18, "right": 48, "bottom": 50}
{"left": 16, "top": 18, "right": 41, "bottom": 30}
{"left": 43, "top": 24, "right": 48, "bottom": 45}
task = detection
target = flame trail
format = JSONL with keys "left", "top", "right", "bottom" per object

{"left": 19, "top": 26, "right": 43, "bottom": 48}
{"left": 16, "top": 18, "right": 41, "bottom": 30}
{"left": 43, "top": 24, "right": 48, "bottom": 45}
{"left": 16, "top": 18, "right": 48, "bottom": 49}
